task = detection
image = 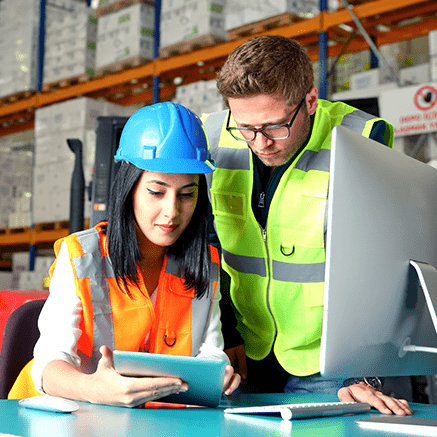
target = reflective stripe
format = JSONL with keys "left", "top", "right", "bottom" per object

{"left": 165, "top": 254, "right": 182, "bottom": 277}
{"left": 165, "top": 250, "right": 219, "bottom": 355}
{"left": 214, "top": 146, "right": 251, "bottom": 170}
{"left": 223, "top": 249, "right": 266, "bottom": 277}
{"left": 203, "top": 110, "right": 227, "bottom": 151}
{"left": 191, "top": 292, "right": 213, "bottom": 354}
{"left": 223, "top": 249, "right": 325, "bottom": 283}
{"left": 204, "top": 110, "right": 251, "bottom": 171}
{"left": 294, "top": 149, "right": 330, "bottom": 173}
{"left": 165, "top": 252, "right": 218, "bottom": 283}
{"left": 341, "top": 109, "right": 373, "bottom": 134}
{"left": 272, "top": 260, "right": 325, "bottom": 283}
{"left": 73, "top": 228, "right": 115, "bottom": 362}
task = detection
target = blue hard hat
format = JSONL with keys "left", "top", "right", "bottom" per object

{"left": 114, "top": 102, "right": 215, "bottom": 174}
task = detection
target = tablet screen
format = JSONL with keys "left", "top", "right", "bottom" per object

{"left": 113, "top": 351, "right": 227, "bottom": 407}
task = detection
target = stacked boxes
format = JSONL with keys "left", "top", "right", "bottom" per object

{"left": 399, "top": 64, "right": 430, "bottom": 87}
{"left": 225, "top": 0, "right": 319, "bottom": 31}
{"left": 0, "top": 148, "right": 33, "bottom": 229}
{"left": 160, "top": 0, "right": 227, "bottom": 53}
{"left": 33, "top": 97, "right": 133, "bottom": 224}
{"left": 332, "top": 51, "right": 371, "bottom": 92}
{"left": 173, "top": 80, "right": 226, "bottom": 117}
{"left": 44, "top": 3, "right": 97, "bottom": 84}
{"left": 12, "top": 252, "right": 55, "bottom": 290}
{"left": 96, "top": 2, "right": 155, "bottom": 72}
{"left": 0, "top": 0, "right": 39, "bottom": 98}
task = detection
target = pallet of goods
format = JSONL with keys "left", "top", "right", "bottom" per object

{"left": 225, "top": 0, "right": 319, "bottom": 40}
{"left": 95, "top": 2, "right": 155, "bottom": 74}
{"left": 43, "top": 4, "right": 98, "bottom": 89}
{"left": 160, "top": 0, "right": 227, "bottom": 58}
{"left": 227, "top": 12, "right": 305, "bottom": 41}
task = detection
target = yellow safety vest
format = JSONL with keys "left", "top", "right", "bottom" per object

{"left": 9, "top": 223, "right": 219, "bottom": 398}
{"left": 203, "top": 99, "right": 393, "bottom": 376}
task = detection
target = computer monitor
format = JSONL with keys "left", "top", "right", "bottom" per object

{"left": 320, "top": 125, "right": 437, "bottom": 378}
{"left": 90, "top": 116, "right": 128, "bottom": 227}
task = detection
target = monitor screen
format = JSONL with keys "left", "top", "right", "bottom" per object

{"left": 320, "top": 125, "right": 437, "bottom": 378}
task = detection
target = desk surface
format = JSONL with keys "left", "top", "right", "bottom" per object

{"left": 0, "top": 393, "right": 436, "bottom": 437}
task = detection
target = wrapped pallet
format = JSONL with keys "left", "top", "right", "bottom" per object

{"left": 160, "top": 0, "right": 227, "bottom": 57}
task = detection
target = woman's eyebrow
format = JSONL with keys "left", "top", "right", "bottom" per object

{"left": 147, "top": 180, "right": 198, "bottom": 189}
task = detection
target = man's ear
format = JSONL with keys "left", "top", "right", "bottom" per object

{"left": 306, "top": 86, "right": 318, "bottom": 116}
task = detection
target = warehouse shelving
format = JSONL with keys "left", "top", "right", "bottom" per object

{"left": 1, "top": 0, "right": 437, "bottom": 260}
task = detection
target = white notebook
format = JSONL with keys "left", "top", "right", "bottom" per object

{"left": 356, "top": 416, "right": 437, "bottom": 435}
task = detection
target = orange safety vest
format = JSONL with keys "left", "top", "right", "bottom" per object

{"left": 9, "top": 223, "right": 219, "bottom": 399}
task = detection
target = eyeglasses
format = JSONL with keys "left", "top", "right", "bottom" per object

{"left": 226, "top": 97, "right": 306, "bottom": 142}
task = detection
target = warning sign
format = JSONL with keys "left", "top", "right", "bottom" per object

{"left": 380, "top": 82, "right": 437, "bottom": 137}
{"left": 414, "top": 86, "right": 437, "bottom": 111}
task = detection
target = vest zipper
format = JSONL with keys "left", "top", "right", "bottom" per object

{"left": 258, "top": 192, "right": 265, "bottom": 208}
{"left": 261, "top": 225, "right": 278, "bottom": 339}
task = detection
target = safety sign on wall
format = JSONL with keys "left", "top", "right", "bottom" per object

{"left": 380, "top": 82, "right": 437, "bottom": 137}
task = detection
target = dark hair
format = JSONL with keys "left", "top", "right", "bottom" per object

{"left": 105, "top": 161, "right": 210, "bottom": 299}
{"left": 217, "top": 35, "right": 314, "bottom": 106}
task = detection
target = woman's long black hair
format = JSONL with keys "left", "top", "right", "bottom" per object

{"left": 105, "top": 161, "right": 211, "bottom": 299}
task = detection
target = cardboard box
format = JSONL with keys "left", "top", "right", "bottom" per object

{"left": 160, "top": 0, "right": 227, "bottom": 51}
{"left": 96, "top": 3, "right": 155, "bottom": 70}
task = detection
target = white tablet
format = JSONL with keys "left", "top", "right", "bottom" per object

{"left": 113, "top": 351, "right": 227, "bottom": 407}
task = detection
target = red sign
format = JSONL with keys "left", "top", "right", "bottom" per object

{"left": 414, "top": 86, "right": 437, "bottom": 111}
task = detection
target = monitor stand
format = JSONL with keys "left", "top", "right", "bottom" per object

{"left": 400, "top": 260, "right": 437, "bottom": 357}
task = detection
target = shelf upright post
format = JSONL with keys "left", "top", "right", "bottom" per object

{"left": 30, "top": 0, "right": 47, "bottom": 271}
{"left": 37, "top": 0, "right": 46, "bottom": 94}
{"left": 152, "top": 0, "right": 162, "bottom": 104}
{"left": 318, "top": 0, "right": 328, "bottom": 100}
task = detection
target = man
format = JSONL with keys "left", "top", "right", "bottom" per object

{"left": 202, "top": 35, "right": 411, "bottom": 415}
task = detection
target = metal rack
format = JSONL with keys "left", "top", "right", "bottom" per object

{"left": 0, "top": 0, "right": 437, "bottom": 254}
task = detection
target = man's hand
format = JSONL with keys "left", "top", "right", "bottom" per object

{"left": 225, "top": 345, "right": 247, "bottom": 382}
{"left": 338, "top": 383, "right": 412, "bottom": 415}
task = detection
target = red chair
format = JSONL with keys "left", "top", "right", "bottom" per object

{"left": 0, "top": 290, "right": 48, "bottom": 352}
{"left": 0, "top": 299, "right": 46, "bottom": 398}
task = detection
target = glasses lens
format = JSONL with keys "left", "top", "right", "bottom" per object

{"left": 229, "top": 128, "right": 255, "bottom": 142}
{"left": 263, "top": 126, "right": 290, "bottom": 140}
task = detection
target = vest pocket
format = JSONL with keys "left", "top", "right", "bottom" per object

{"left": 211, "top": 190, "right": 246, "bottom": 220}
{"left": 278, "top": 228, "right": 324, "bottom": 264}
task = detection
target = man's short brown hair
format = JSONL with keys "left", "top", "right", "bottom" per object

{"left": 217, "top": 35, "right": 314, "bottom": 107}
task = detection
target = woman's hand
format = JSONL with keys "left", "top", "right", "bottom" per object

{"left": 43, "top": 346, "right": 188, "bottom": 408}
{"left": 87, "top": 346, "right": 189, "bottom": 407}
{"left": 222, "top": 365, "right": 241, "bottom": 395}
{"left": 338, "top": 383, "right": 412, "bottom": 416}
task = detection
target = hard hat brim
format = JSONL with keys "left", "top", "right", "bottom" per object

{"left": 115, "top": 156, "right": 216, "bottom": 174}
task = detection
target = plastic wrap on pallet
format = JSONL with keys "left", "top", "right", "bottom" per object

{"left": 225, "top": 0, "right": 319, "bottom": 31}
{"left": 160, "top": 0, "right": 227, "bottom": 55}
{"left": 96, "top": 2, "right": 155, "bottom": 72}
{"left": 0, "top": 148, "right": 33, "bottom": 229}
{"left": 0, "top": 0, "right": 87, "bottom": 99}
{"left": 173, "top": 80, "right": 227, "bottom": 118}
{"left": 32, "top": 98, "right": 132, "bottom": 224}
{"left": 43, "top": 6, "right": 97, "bottom": 85}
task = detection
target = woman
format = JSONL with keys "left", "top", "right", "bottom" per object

{"left": 10, "top": 102, "right": 240, "bottom": 406}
